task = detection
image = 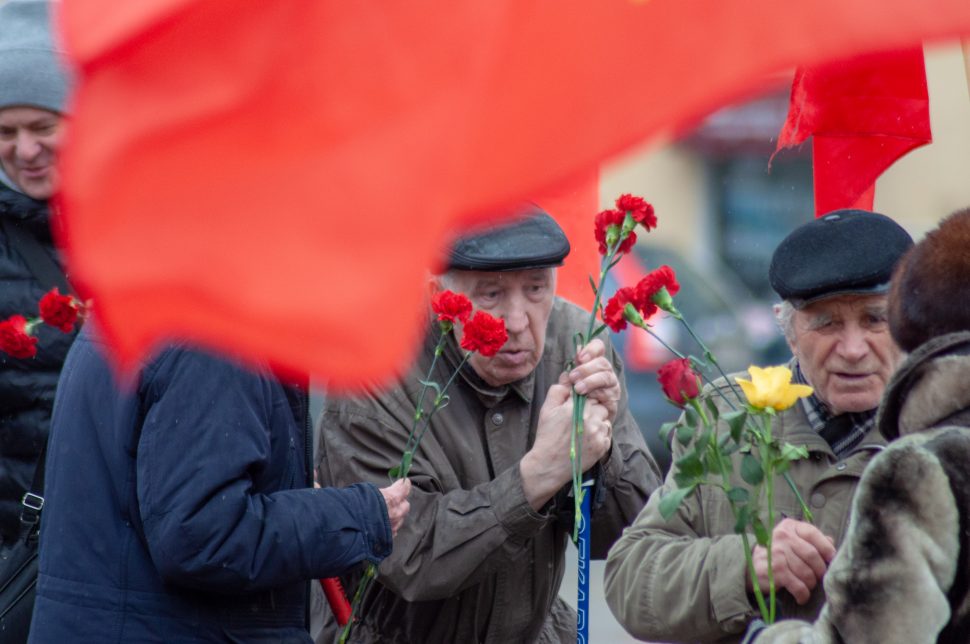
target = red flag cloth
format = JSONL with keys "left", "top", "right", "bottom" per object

{"left": 775, "top": 49, "right": 932, "bottom": 216}
{"left": 55, "top": 0, "right": 970, "bottom": 387}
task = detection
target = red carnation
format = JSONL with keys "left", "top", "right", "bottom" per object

{"left": 594, "top": 209, "right": 636, "bottom": 256}
{"left": 0, "top": 315, "right": 38, "bottom": 359}
{"left": 431, "top": 289, "right": 472, "bottom": 325}
{"left": 39, "top": 288, "right": 80, "bottom": 333}
{"left": 603, "top": 287, "right": 642, "bottom": 332}
{"left": 615, "top": 194, "right": 657, "bottom": 230}
{"left": 636, "top": 265, "right": 680, "bottom": 313}
{"left": 460, "top": 311, "right": 508, "bottom": 357}
{"left": 657, "top": 358, "right": 701, "bottom": 407}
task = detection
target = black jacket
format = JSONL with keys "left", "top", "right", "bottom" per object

{"left": 0, "top": 181, "right": 77, "bottom": 544}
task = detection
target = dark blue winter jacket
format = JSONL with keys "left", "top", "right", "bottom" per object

{"left": 29, "top": 326, "right": 392, "bottom": 643}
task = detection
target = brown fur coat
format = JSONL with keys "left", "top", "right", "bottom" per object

{"left": 754, "top": 332, "right": 970, "bottom": 644}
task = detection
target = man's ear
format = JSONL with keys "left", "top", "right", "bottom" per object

{"left": 427, "top": 274, "right": 443, "bottom": 299}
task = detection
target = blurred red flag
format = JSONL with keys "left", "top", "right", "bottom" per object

{"left": 56, "top": 0, "right": 970, "bottom": 387}
{"left": 775, "top": 48, "right": 932, "bottom": 216}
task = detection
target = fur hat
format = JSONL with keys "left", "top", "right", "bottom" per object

{"left": 0, "top": 0, "right": 71, "bottom": 113}
{"left": 889, "top": 208, "right": 970, "bottom": 352}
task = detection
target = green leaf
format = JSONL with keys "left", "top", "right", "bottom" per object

{"left": 780, "top": 442, "right": 810, "bottom": 462}
{"left": 753, "top": 516, "right": 771, "bottom": 547}
{"left": 398, "top": 451, "right": 413, "bottom": 479}
{"left": 740, "top": 453, "right": 764, "bottom": 486}
{"left": 417, "top": 379, "right": 443, "bottom": 396}
{"left": 684, "top": 406, "right": 699, "bottom": 429}
{"left": 702, "top": 448, "right": 720, "bottom": 475}
{"left": 673, "top": 470, "right": 697, "bottom": 488}
{"left": 659, "top": 422, "right": 677, "bottom": 447}
{"left": 733, "top": 504, "right": 750, "bottom": 533}
{"left": 675, "top": 424, "right": 694, "bottom": 447}
{"left": 726, "top": 487, "right": 750, "bottom": 504}
{"left": 659, "top": 485, "right": 696, "bottom": 520}
{"left": 387, "top": 465, "right": 401, "bottom": 480}
{"left": 705, "top": 396, "right": 720, "bottom": 421}
{"left": 723, "top": 410, "right": 747, "bottom": 444}
{"left": 675, "top": 452, "right": 704, "bottom": 479}
{"left": 588, "top": 275, "right": 598, "bottom": 294}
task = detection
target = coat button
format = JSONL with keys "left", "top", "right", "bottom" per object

{"left": 491, "top": 412, "right": 504, "bottom": 426}
{"left": 810, "top": 492, "right": 826, "bottom": 508}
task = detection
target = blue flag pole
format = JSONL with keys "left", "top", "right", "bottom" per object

{"left": 577, "top": 479, "right": 593, "bottom": 643}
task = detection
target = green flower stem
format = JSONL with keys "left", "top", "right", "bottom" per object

{"left": 405, "top": 352, "right": 471, "bottom": 479}
{"left": 707, "top": 419, "right": 770, "bottom": 623}
{"left": 338, "top": 562, "right": 377, "bottom": 644}
{"left": 640, "top": 324, "right": 738, "bottom": 412}
{"left": 757, "top": 414, "right": 778, "bottom": 624}
{"left": 343, "top": 329, "right": 461, "bottom": 642}
{"left": 782, "top": 471, "right": 814, "bottom": 524}
{"left": 568, "top": 221, "right": 629, "bottom": 542}
{"left": 674, "top": 316, "right": 746, "bottom": 406}
{"left": 407, "top": 334, "right": 448, "bottom": 453}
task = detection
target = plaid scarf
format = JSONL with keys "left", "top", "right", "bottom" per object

{"left": 793, "top": 364, "right": 876, "bottom": 459}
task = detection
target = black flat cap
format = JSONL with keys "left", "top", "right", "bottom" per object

{"left": 447, "top": 205, "right": 570, "bottom": 271}
{"left": 769, "top": 209, "right": 913, "bottom": 307}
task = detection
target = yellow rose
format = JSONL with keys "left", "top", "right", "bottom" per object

{"left": 736, "top": 365, "right": 814, "bottom": 412}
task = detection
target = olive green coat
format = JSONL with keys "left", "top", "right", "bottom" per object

{"left": 318, "top": 298, "right": 661, "bottom": 643}
{"left": 604, "top": 375, "right": 887, "bottom": 643}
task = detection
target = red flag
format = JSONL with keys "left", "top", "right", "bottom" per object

{"left": 775, "top": 49, "right": 932, "bottom": 216}
{"left": 55, "top": 0, "right": 970, "bottom": 387}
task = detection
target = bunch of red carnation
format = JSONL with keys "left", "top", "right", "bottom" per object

{"left": 602, "top": 264, "right": 680, "bottom": 332}
{"left": 0, "top": 288, "right": 86, "bottom": 359}
{"left": 594, "top": 193, "right": 657, "bottom": 255}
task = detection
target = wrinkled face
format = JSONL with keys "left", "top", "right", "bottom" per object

{"left": 0, "top": 106, "right": 65, "bottom": 200}
{"left": 441, "top": 268, "right": 556, "bottom": 386}
{"left": 788, "top": 294, "right": 902, "bottom": 415}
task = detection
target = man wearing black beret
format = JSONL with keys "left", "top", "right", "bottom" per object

{"left": 605, "top": 209, "right": 913, "bottom": 643}
{"left": 317, "top": 205, "right": 661, "bottom": 642}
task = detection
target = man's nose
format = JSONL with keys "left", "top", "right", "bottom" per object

{"left": 502, "top": 297, "right": 530, "bottom": 335}
{"left": 15, "top": 132, "right": 42, "bottom": 162}
{"left": 836, "top": 324, "right": 870, "bottom": 362}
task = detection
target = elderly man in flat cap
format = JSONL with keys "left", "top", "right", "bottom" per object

{"left": 604, "top": 209, "right": 913, "bottom": 644}
{"left": 317, "top": 206, "right": 661, "bottom": 643}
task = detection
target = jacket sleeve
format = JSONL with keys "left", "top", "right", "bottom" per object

{"left": 135, "top": 348, "right": 392, "bottom": 592}
{"left": 604, "top": 448, "right": 757, "bottom": 642}
{"left": 318, "top": 403, "right": 552, "bottom": 603}
{"left": 754, "top": 433, "right": 962, "bottom": 644}
{"left": 584, "top": 343, "right": 662, "bottom": 558}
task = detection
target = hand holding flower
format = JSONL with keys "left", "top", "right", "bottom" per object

{"left": 748, "top": 517, "right": 836, "bottom": 605}
{"left": 568, "top": 338, "right": 621, "bottom": 422}
{"left": 520, "top": 385, "right": 611, "bottom": 511}
{"left": 378, "top": 478, "right": 412, "bottom": 538}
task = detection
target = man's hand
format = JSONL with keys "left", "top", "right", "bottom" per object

{"left": 379, "top": 478, "right": 412, "bottom": 538}
{"left": 519, "top": 383, "right": 613, "bottom": 510}
{"left": 746, "top": 518, "right": 836, "bottom": 605}
{"left": 568, "top": 338, "right": 621, "bottom": 422}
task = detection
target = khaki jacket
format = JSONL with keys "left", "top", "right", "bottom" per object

{"left": 604, "top": 376, "right": 887, "bottom": 643}
{"left": 318, "top": 298, "right": 661, "bottom": 643}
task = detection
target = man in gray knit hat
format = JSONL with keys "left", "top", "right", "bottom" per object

{"left": 0, "top": 0, "right": 76, "bottom": 547}
{"left": 0, "top": 0, "right": 70, "bottom": 200}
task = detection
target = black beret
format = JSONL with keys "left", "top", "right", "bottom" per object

{"left": 447, "top": 206, "right": 570, "bottom": 272}
{"left": 769, "top": 209, "right": 913, "bottom": 307}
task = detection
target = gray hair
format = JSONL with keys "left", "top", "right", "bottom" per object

{"left": 774, "top": 300, "right": 797, "bottom": 344}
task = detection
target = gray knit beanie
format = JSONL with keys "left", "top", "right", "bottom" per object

{"left": 0, "top": 0, "right": 71, "bottom": 113}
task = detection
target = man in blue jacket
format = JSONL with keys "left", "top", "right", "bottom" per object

{"left": 29, "top": 325, "right": 410, "bottom": 643}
